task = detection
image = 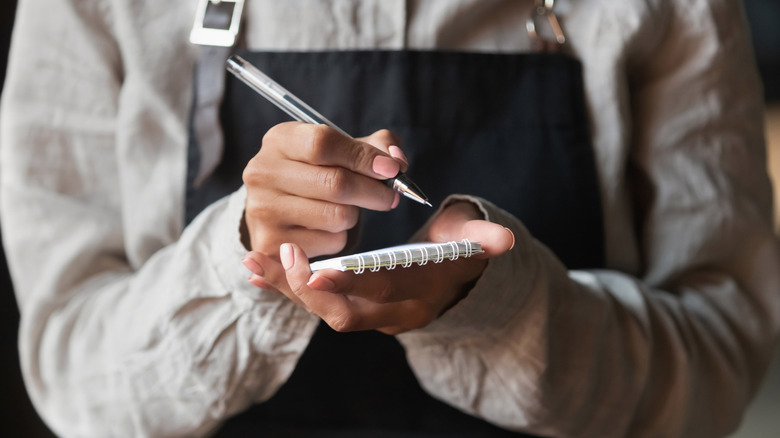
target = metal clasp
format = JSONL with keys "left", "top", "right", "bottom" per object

{"left": 190, "top": 0, "right": 245, "bottom": 47}
{"left": 526, "top": 0, "right": 566, "bottom": 47}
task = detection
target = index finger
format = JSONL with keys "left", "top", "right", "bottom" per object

{"left": 267, "top": 123, "right": 402, "bottom": 181}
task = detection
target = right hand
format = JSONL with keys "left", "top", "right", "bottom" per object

{"left": 242, "top": 122, "right": 407, "bottom": 259}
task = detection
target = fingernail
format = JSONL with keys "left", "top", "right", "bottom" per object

{"left": 372, "top": 155, "right": 400, "bottom": 179}
{"left": 280, "top": 244, "right": 295, "bottom": 270}
{"left": 307, "top": 274, "right": 336, "bottom": 291}
{"left": 388, "top": 145, "right": 408, "bottom": 166}
{"left": 242, "top": 256, "right": 264, "bottom": 276}
{"left": 391, "top": 192, "right": 400, "bottom": 209}
{"left": 504, "top": 227, "right": 516, "bottom": 250}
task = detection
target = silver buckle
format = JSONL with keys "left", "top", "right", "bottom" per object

{"left": 189, "top": 0, "right": 245, "bottom": 47}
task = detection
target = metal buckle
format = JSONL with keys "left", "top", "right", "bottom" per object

{"left": 189, "top": 0, "right": 245, "bottom": 47}
{"left": 526, "top": 0, "right": 566, "bottom": 46}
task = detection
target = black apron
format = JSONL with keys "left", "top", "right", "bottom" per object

{"left": 186, "top": 50, "right": 604, "bottom": 437}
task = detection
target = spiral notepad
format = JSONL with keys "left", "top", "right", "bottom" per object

{"left": 309, "top": 239, "right": 483, "bottom": 273}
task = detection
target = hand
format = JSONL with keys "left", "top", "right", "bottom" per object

{"left": 242, "top": 123, "right": 408, "bottom": 258}
{"left": 242, "top": 202, "right": 515, "bottom": 334}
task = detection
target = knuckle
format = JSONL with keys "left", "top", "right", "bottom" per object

{"left": 289, "top": 279, "right": 306, "bottom": 298}
{"left": 328, "top": 310, "right": 360, "bottom": 333}
{"left": 305, "top": 125, "right": 336, "bottom": 163}
{"left": 372, "top": 129, "right": 399, "bottom": 146}
{"left": 244, "top": 201, "right": 285, "bottom": 255}
{"left": 242, "top": 160, "right": 260, "bottom": 186}
{"left": 350, "top": 143, "right": 376, "bottom": 171}
{"left": 261, "top": 123, "right": 288, "bottom": 151}
{"left": 249, "top": 233, "right": 279, "bottom": 257}
{"left": 318, "top": 168, "right": 352, "bottom": 201}
{"left": 243, "top": 156, "right": 273, "bottom": 187}
{"left": 244, "top": 194, "right": 275, "bottom": 221}
{"left": 330, "top": 204, "right": 359, "bottom": 231}
{"left": 244, "top": 196, "right": 267, "bottom": 221}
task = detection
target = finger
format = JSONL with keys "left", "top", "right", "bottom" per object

{"left": 247, "top": 224, "right": 349, "bottom": 259}
{"left": 242, "top": 252, "right": 278, "bottom": 290}
{"left": 242, "top": 252, "right": 265, "bottom": 276}
{"left": 266, "top": 195, "right": 361, "bottom": 233}
{"left": 266, "top": 123, "right": 402, "bottom": 181}
{"left": 270, "top": 161, "right": 397, "bottom": 211}
{"left": 388, "top": 145, "right": 409, "bottom": 173}
{"left": 427, "top": 201, "right": 484, "bottom": 242}
{"left": 307, "top": 266, "right": 426, "bottom": 303}
{"left": 427, "top": 201, "right": 514, "bottom": 257}
{"left": 244, "top": 249, "right": 308, "bottom": 309}
{"left": 359, "top": 129, "right": 409, "bottom": 173}
{"left": 279, "top": 243, "right": 349, "bottom": 316}
{"left": 243, "top": 152, "right": 396, "bottom": 211}
{"left": 359, "top": 129, "right": 402, "bottom": 152}
{"left": 248, "top": 274, "right": 277, "bottom": 291}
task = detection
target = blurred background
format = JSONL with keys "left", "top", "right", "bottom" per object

{"left": 0, "top": 1, "right": 778, "bottom": 436}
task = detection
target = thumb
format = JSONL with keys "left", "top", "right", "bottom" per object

{"left": 427, "top": 202, "right": 515, "bottom": 258}
{"left": 461, "top": 220, "right": 515, "bottom": 258}
{"left": 279, "top": 243, "right": 315, "bottom": 297}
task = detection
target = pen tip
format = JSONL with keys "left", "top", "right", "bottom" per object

{"left": 425, "top": 201, "right": 433, "bottom": 207}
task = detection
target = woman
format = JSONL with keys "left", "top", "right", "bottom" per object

{"left": 1, "top": 0, "right": 778, "bottom": 436}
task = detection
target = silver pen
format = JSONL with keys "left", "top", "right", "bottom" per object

{"left": 226, "top": 55, "right": 431, "bottom": 207}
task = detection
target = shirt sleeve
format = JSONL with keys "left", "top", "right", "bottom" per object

{"left": 397, "top": 1, "right": 780, "bottom": 437}
{"left": 0, "top": 0, "right": 318, "bottom": 436}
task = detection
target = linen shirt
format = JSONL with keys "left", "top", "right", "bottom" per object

{"left": 2, "top": 0, "right": 779, "bottom": 436}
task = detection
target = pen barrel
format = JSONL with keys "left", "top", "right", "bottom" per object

{"left": 226, "top": 55, "right": 350, "bottom": 137}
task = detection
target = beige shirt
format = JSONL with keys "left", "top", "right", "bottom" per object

{"left": 2, "top": 0, "right": 779, "bottom": 436}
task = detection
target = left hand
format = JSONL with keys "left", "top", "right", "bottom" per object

{"left": 242, "top": 201, "right": 515, "bottom": 334}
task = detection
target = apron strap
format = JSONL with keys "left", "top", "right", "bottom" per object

{"left": 189, "top": 0, "right": 245, "bottom": 186}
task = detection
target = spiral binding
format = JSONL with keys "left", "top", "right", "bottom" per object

{"left": 333, "top": 239, "right": 483, "bottom": 273}
{"left": 402, "top": 248, "right": 414, "bottom": 268}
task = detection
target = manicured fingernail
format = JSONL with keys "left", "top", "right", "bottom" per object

{"left": 388, "top": 145, "right": 408, "bottom": 166}
{"left": 372, "top": 155, "right": 400, "bottom": 179}
{"left": 504, "top": 227, "right": 516, "bottom": 250}
{"left": 242, "top": 256, "right": 264, "bottom": 276}
{"left": 307, "top": 274, "right": 336, "bottom": 291}
{"left": 391, "top": 192, "right": 400, "bottom": 209}
{"left": 280, "top": 244, "right": 294, "bottom": 270}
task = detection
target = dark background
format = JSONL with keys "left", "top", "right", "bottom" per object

{"left": 1, "top": 1, "right": 57, "bottom": 436}
{"left": 1, "top": 1, "right": 778, "bottom": 436}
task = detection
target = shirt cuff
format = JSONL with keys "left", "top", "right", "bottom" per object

{"left": 399, "top": 195, "right": 548, "bottom": 344}
{"left": 209, "top": 185, "right": 319, "bottom": 357}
